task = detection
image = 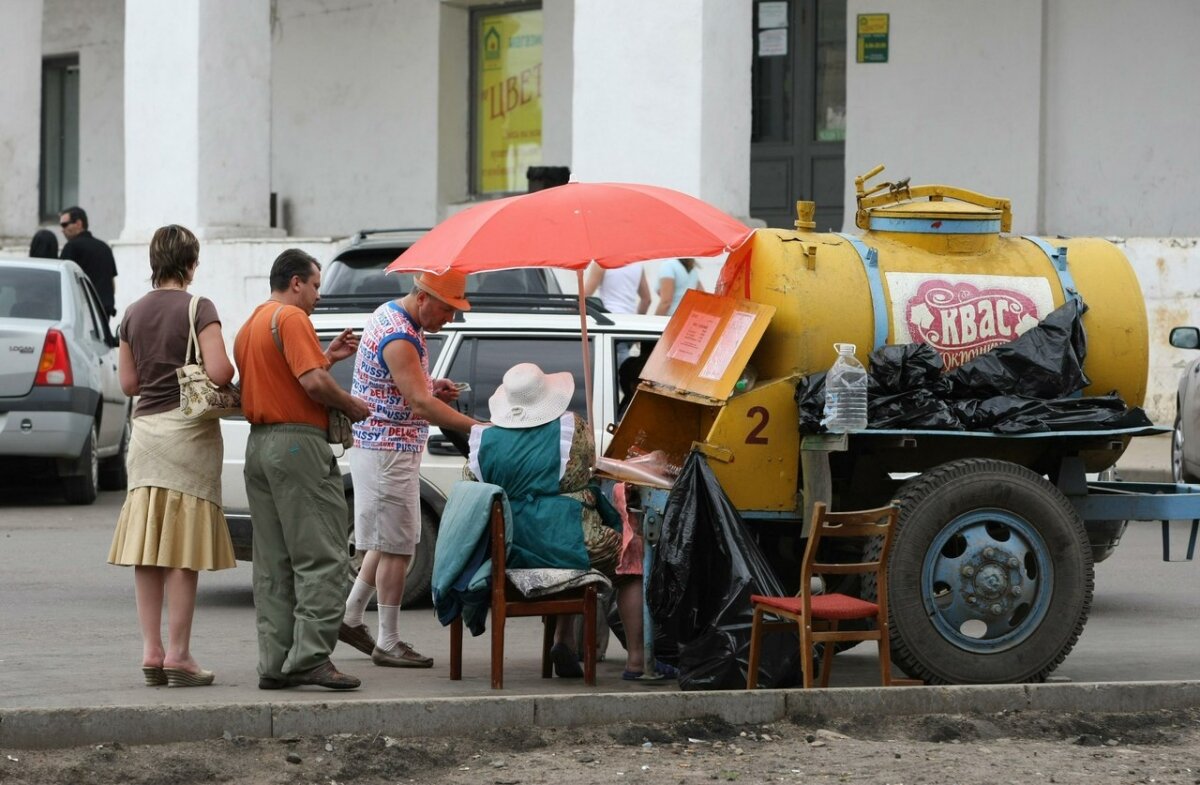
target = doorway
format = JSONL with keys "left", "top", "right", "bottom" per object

{"left": 750, "top": 0, "right": 846, "bottom": 231}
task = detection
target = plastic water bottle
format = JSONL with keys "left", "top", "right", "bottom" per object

{"left": 822, "top": 343, "right": 868, "bottom": 432}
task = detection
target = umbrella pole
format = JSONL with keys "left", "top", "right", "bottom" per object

{"left": 577, "top": 270, "right": 595, "bottom": 434}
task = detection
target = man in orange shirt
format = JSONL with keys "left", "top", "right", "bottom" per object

{"left": 234, "top": 249, "right": 370, "bottom": 691}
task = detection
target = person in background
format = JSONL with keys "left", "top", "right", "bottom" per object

{"left": 583, "top": 262, "right": 650, "bottom": 315}
{"left": 235, "top": 249, "right": 371, "bottom": 691}
{"left": 655, "top": 257, "right": 705, "bottom": 316}
{"left": 337, "top": 271, "right": 484, "bottom": 669}
{"left": 108, "top": 224, "right": 237, "bottom": 688}
{"left": 59, "top": 206, "right": 118, "bottom": 318}
{"left": 29, "top": 229, "right": 58, "bottom": 259}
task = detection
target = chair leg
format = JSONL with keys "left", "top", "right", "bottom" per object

{"left": 819, "top": 621, "right": 837, "bottom": 688}
{"left": 582, "top": 587, "right": 597, "bottom": 686}
{"left": 541, "top": 615, "right": 556, "bottom": 679}
{"left": 800, "top": 622, "right": 814, "bottom": 689}
{"left": 491, "top": 603, "right": 506, "bottom": 690}
{"left": 450, "top": 616, "right": 463, "bottom": 681}
{"left": 878, "top": 619, "right": 893, "bottom": 687}
{"left": 746, "top": 605, "right": 764, "bottom": 689}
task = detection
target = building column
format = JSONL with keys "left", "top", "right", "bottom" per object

{"left": 0, "top": 0, "right": 43, "bottom": 241}
{"left": 121, "top": 0, "right": 278, "bottom": 241}
{"left": 570, "top": 0, "right": 751, "bottom": 220}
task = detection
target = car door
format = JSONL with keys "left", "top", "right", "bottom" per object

{"left": 74, "top": 274, "right": 123, "bottom": 448}
{"left": 1184, "top": 352, "right": 1200, "bottom": 479}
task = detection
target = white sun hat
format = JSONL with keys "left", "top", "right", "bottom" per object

{"left": 488, "top": 363, "right": 575, "bottom": 429}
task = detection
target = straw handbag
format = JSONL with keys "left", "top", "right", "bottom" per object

{"left": 177, "top": 295, "right": 241, "bottom": 420}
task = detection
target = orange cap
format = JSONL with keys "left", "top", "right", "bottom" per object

{"left": 413, "top": 270, "right": 471, "bottom": 311}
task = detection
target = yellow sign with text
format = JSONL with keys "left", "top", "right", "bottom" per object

{"left": 476, "top": 9, "right": 543, "bottom": 194}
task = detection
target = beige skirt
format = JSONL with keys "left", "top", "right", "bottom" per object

{"left": 109, "top": 486, "right": 235, "bottom": 570}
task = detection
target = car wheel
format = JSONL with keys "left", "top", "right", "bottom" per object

{"left": 100, "top": 412, "right": 131, "bottom": 490}
{"left": 63, "top": 422, "right": 100, "bottom": 505}
{"left": 1172, "top": 411, "right": 1187, "bottom": 484}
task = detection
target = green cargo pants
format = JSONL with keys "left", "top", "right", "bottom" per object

{"left": 245, "top": 423, "right": 349, "bottom": 680}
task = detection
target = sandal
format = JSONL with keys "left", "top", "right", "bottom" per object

{"left": 622, "top": 661, "right": 679, "bottom": 681}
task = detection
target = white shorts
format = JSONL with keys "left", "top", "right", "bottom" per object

{"left": 349, "top": 448, "right": 422, "bottom": 555}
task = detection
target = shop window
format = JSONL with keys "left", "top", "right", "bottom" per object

{"left": 470, "top": 4, "right": 543, "bottom": 196}
{"left": 40, "top": 56, "right": 80, "bottom": 221}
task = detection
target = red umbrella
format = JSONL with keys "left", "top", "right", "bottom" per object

{"left": 386, "top": 181, "right": 752, "bottom": 274}
{"left": 386, "top": 181, "right": 753, "bottom": 426}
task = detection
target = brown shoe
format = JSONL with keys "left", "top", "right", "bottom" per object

{"left": 372, "top": 640, "right": 434, "bottom": 668}
{"left": 286, "top": 660, "right": 361, "bottom": 690}
{"left": 338, "top": 622, "right": 377, "bottom": 656}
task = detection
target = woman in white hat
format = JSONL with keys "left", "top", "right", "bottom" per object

{"left": 464, "top": 363, "right": 661, "bottom": 680}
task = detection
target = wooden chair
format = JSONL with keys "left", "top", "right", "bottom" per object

{"left": 449, "top": 497, "right": 597, "bottom": 689}
{"left": 746, "top": 501, "right": 898, "bottom": 689}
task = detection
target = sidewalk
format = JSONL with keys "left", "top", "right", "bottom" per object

{"left": 1112, "top": 432, "right": 1172, "bottom": 482}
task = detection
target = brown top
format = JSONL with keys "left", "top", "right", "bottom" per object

{"left": 234, "top": 302, "right": 329, "bottom": 429}
{"left": 120, "top": 290, "right": 220, "bottom": 417}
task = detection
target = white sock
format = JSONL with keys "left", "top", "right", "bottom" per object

{"left": 378, "top": 603, "right": 402, "bottom": 650}
{"left": 343, "top": 577, "right": 376, "bottom": 627}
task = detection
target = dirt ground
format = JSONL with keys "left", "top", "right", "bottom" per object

{"left": 3, "top": 708, "right": 1199, "bottom": 785}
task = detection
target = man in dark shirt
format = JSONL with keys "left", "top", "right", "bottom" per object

{"left": 59, "top": 206, "right": 118, "bottom": 317}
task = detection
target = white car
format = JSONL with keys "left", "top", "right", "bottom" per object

{"left": 0, "top": 257, "right": 131, "bottom": 503}
{"left": 220, "top": 297, "right": 666, "bottom": 605}
{"left": 1170, "top": 325, "right": 1200, "bottom": 483}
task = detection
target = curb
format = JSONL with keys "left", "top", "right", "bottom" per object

{"left": 4, "top": 681, "right": 1200, "bottom": 750}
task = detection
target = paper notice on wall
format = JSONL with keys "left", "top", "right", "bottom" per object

{"left": 758, "top": 2, "right": 788, "bottom": 28}
{"left": 666, "top": 311, "right": 722, "bottom": 365}
{"left": 699, "top": 311, "right": 756, "bottom": 380}
{"left": 758, "top": 28, "right": 787, "bottom": 57}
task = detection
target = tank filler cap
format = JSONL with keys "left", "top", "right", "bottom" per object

{"left": 854, "top": 165, "right": 1012, "bottom": 233}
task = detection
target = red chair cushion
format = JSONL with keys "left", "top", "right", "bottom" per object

{"left": 751, "top": 593, "right": 879, "bottom": 621}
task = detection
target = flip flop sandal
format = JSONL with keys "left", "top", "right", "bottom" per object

{"left": 622, "top": 662, "right": 679, "bottom": 681}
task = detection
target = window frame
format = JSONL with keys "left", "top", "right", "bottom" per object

{"left": 40, "top": 55, "right": 80, "bottom": 221}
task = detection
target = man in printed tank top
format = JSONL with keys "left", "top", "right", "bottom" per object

{"left": 337, "top": 271, "right": 485, "bottom": 668}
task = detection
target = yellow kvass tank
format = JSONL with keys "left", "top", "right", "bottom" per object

{"left": 607, "top": 166, "right": 1148, "bottom": 515}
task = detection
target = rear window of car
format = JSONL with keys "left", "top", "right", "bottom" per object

{"left": 0, "top": 266, "right": 61, "bottom": 320}
{"left": 322, "top": 249, "right": 559, "bottom": 297}
{"left": 443, "top": 336, "right": 593, "bottom": 421}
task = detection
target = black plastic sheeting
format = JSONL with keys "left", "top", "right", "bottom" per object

{"left": 798, "top": 298, "right": 1152, "bottom": 433}
{"left": 647, "top": 452, "right": 800, "bottom": 690}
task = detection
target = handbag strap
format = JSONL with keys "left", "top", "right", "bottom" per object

{"left": 185, "top": 295, "right": 203, "bottom": 368}
{"left": 269, "top": 305, "right": 286, "bottom": 356}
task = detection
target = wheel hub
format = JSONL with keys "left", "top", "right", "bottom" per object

{"left": 961, "top": 551, "right": 1021, "bottom": 614}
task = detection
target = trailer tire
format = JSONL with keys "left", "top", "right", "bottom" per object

{"left": 886, "top": 458, "right": 1093, "bottom": 684}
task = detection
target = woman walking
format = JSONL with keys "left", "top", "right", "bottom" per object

{"left": 108, "top": 224, "right": 236, "bottom": 687}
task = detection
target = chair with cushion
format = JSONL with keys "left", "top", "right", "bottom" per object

{"left": 746, "top": 501, "right": 898, "bottom": 689}
{"left": 447, "top": 491, "right": 598, "bottom": 689}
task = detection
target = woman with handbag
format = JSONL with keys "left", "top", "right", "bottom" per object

{"left": 107, "top": 224, "right": 237, "bottom": 688}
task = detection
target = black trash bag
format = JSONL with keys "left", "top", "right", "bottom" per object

{"left": 951, "top": 395, "right": 1042, "bottom": 430}
{"left": 944, "top": 298, "right": 1091, "bottom": 400}
{"left": 991, "top": 394, "right": 1154, "bottom": 434}
{"left": 648, "top": 452, "right": 800, "bottom": 690}
{"left": 796, "top": 371, "right": 826, "bottom": 434}
{"left": 868, "top": 342, "right": 946, "bottom": 394}
{"left": 869, "top": 388, "right": 963, "bottom": 430}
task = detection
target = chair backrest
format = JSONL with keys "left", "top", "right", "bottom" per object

{"left": 801, "top": 500, "right": 899, "bottom": 607}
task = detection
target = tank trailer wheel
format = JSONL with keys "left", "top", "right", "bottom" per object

{"left": 887, "top": 459, "right": 1093, "bottom": 684}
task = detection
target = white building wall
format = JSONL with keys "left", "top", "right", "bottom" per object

{"left": 1043, "top": 0, "right": 1200, "bottom": 236}
{"left": 41, "top": 0, "right": 125, "bottom": 241}
{"left": 571, "top": 0, "right": 751, "bottom": 219}
{"left": 843, "top": 0, "right": 1043, "bottom": 233}
{"left": 0, "top": 0, "right": 42, "bottom": 240}
{"left": 270, "top": 0, "right": 443, "bottom": 236}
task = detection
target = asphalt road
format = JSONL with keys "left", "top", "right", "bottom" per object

{"left": 1, "top": 470, "right": 1197, "bottom": 711}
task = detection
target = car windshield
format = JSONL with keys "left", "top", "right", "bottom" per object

{"left": 0, "top": 266, "right": 62, "bottom": 320}
{"left": 322, "top": 248, "right": 560, "bottom": 297}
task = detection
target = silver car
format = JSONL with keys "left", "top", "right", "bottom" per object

{"left": 1169, "top": 325, "right": 1200, "bottom": 483}
{"left": 0, "top": 258, "right": 130, "bottom": 503}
